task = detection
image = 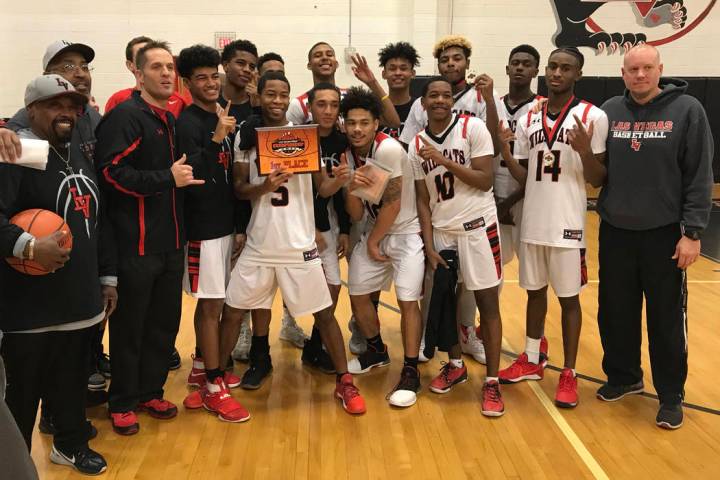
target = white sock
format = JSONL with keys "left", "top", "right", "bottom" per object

{"left": 206, "top": 379, "right": 221, "bottom": 393}
{"left": 485, "top": 376, "right": 499, "bottom": 384}
{"left": 192, "top": 357, "right": 204, "bottom": 369}
{"left": 525, "top": 336, "right": 541, "bottom": 364}
{"left": 450, "top": 358, "right": 464, "bottom": 368}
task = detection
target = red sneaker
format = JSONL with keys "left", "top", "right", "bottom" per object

{"left": 334, "top": 373, "right": 366, "bottom": 415}
{"left": 138, "top": 398, "right": 178, "bottom": 419}
{"left": 110, "top": 411, "right": 139, "bottom": 435}
{"left": 187, "top": 355, "right": 205, "bottom": 388}
{"left": 224, "top": 371, "right": 241, "bottom": 389}
{"left": 203, "top": 378, "right": 250, "bottom": 422}
{"left": 429, "top": 362, "right": 468, "bottom": 394}
{"left": 481, "top": 380, "right": 505, "bottom": 417}
{"left": 183, "top": 389, "right": 204, "bottom": 409}
{"left": 555, "top": 368, "right": 578, "bottom": 408}
{"left": 540, "top": 336, "right": 549, "bottom": 366}
{"left": 499, "top": 353, "right": 544, "bottom": 384}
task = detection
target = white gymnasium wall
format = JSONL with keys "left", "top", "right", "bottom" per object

{"left": 1, "top": 0, "right": 718, "bottom": 116}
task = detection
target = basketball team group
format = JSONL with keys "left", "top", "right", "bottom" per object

{"left": 0, "top": 31, "right": 714, "bottom": 476}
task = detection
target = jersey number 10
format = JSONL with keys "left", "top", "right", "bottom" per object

{"left": 434, "top": 171, "right": 455, "bottom": 201}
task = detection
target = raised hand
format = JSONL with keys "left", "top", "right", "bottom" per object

{"left": 171, "top": 154, "right": 205, "bottom": 187}
{"left": 331, "top": 153, "right": 351, "bottom": 183}
{"left": 473, "top": 73, "right": 495, "bottom": 102}
{"left": 263, "top": 167, "right": 293, "bottom": 193}
{"left": 418, "top": 136, "right": 447, "bottom": 165}
{"left": 348, "top": 165, "right": 373, "bottom": 192}
{"left": 212, "top": 100, "right": 237, "bottom": 143}
{"left": 498, "top": 120, "right": 516, "bottom": 149}
{"left": 351, "top": 53, "right": 377, "bottom": 86}
{"left": 567, "top": 114, "right": 594, "bottom": 155}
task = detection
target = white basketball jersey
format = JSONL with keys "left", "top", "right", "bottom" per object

{"left": 234, "top": 124, "right": 319, "bottom": 265}
{"left": 287, "top": 88, "right": 348, "bottom": 125}
{"left": 493, "top": 95, "right": 543, "bottom": 198}
{"left": 346, "top": 132, "right": 420, "bottom": 235}
{"left": 409, "top": 115, "right": 496, "bottom": 233}
{"left": 514, "top": 97, "right": 609, "bottom": 248}
{"left": 399, "top": 86, "right": 504, "bottom": 145}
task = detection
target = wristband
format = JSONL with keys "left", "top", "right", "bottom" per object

{"left": 380, "top": 94, "right": 390, "bottom": 102}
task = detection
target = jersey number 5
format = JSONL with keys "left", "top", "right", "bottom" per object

{"left": 434, "top": 171, "right": 455, "bottom": 201}
{"left": 271, "top": 186, "right": 289, "bottom": 206}
{"left": 535, "top": 150, "right": 562, "bottom": 182}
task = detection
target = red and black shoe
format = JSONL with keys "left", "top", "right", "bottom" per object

{"left": 138, "top": 398, "right": 178, "bottom": 419}
{"left": 110, "top": 411, "right": 139, "bottom": 435}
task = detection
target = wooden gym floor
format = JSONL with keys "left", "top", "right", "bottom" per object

{"left": 33, "top": 211, "right": 720, "bottom": 479}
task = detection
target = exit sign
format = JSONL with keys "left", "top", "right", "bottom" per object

{"left": 215, "top": 32, "right": 236, "bottom": 50}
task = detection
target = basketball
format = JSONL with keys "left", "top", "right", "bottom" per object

{"left": 5, "top": 208, "right": 73, "bottom": 275}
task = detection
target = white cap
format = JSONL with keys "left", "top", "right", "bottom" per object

{"left": 24, "top": 74, "right": 88, "bottom": 107}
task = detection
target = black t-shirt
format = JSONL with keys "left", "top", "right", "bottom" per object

{"left": 381, "top": 98, "right": 416, "bottom": 140}
{"left": 314, "top": 129, "right": 351, "bottom": 234}
{"left": 176, "top": 104, "right": 240, "bottom": 240}
{"left": 218, "top": 95, "right": 254, "bottom": 126}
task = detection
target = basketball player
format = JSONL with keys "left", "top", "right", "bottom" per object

{"left": 497, "top": 47, "right": 608, "bottom": 409}
{"left": 378, "top": 41, "right": 420, "bottom": 139}
{"left": 220, "top": 39, "right": 258, "bottom": 124}
{"left": 174, "top": 44, "right": 250, "bottom": 422}
{"left": 105, "top": 36, "right": 189, "bottom": 118}
{"left": 96, "top": 41, "right": 204, "bottom": 434}
{"left": 400, "top": 35, "right": 501, "bottom": 364}
{"left": 494, "top": 45, "right": 550, "bottom": 362}
{"left": 223, "top": 71, "right": 366, "bottom": 414}
{"left": 300, "top": 82, "right": 353, "bottom": 372}
{"left": 410, "top": 77, "right": 505, "bottom": 416}
{"left": 341, "top": 87, "right": 425, "bottom": 408}
{"left": 257, "top": 52, "right": 285, "bottom": 75}
{"left": 0, "top": 75, "right": 113, "bottom": 474}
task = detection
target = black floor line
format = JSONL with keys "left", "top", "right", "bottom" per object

{"left": 363, "top": 289, "right": 720, "bottom": 417}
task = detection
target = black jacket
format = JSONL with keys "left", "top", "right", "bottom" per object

{"left": 315, "top": 129, "right": 351, "bottom": 235}
{"left": 424, "top": 250, "right": 459, "bottom": 355}
{"left": 599, "top": 79, "right": 714, "bottom": 232}
{"left": 176, "top": 104, "right": 250, "bottom": 240}
{"left": 0, "top": 131, "right": 115, "bottom": 331}
{"left": 95, "top": 91, "right": 184, "bottom": 256}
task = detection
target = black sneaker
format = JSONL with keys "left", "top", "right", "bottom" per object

{"left": 50, "top": 444, "right": 107, "bottom": 475}
{"left": 596, "top": 381, "right": 644, "bottom": 402}
{"left": 387, "top": 366, "right": 421, "bottom": 408}
{"left": 241, "top": 355, "right": 273, "bottom": 390}
{"left": 98, "top": 353, "right": 111, "bottom": 379}
{"left": 301, "top": 341, "right": 336, "bottom": 374}
{"left": 169, "top": 348, "right": 181, "bottom": 370}
{"left": 87, "top": 370, "right": 107, "bottom": 391}
{"left": 347, "top": 344, "right": 390, "bottom": 374}
{"left": 656, "top": 402, "right": 683, "bottom": 429}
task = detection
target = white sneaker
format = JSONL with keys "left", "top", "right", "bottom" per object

{"left": 279, "top": 313, "right": 308, "bottom": 349}
{"left": 418, "top": 336, "right": 432, "bottom": 363}
{"left": 347, "top": 316, "right": 366, "bottom": 355}
{"left": 232, "top": 315, "right": 252, "bottom": 362}
{"left": 460, "top": 325, "right": 486, "bottom": 364}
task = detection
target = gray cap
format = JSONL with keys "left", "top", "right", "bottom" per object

{"left": 42, "top": 40, "right": 95, "bottom": 71}
{"left": 24, "top": 74, "right": 89, "bottom": 107}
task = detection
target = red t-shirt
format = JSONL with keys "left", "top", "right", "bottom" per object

{"left": 104, "top": 88, "right": 189, "bottom": 118}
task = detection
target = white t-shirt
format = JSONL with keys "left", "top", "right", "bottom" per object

{"left": 409, "top": 114, "right": 496, "bottom": 233}
{"left": 234, "top": 122, "right": 319, "bottom": 265}
{"left": 287, "top": 88, "right": 348, "bottom": 125}
{"left": 399, "top": 86, "right": 504, "bottom": 145}
{"left": 493, "top": 95, "right": 543, "bottom": 198}
{"left": 345, "top": 132, "right": 420, "bottom": 235}
{"left": 514, "top": 98, "right": 609, "bottom": 248}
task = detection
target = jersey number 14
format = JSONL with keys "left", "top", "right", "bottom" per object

{"left": 535, "top": 150, "right": 562, "bottom": 182}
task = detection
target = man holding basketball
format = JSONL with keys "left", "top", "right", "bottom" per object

{"left": 0, "top": 74, "right": 115, "bottom": 475}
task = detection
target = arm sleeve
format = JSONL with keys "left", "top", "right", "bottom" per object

{"left": 590, "top": 110, "right": 609, "bottom": 154}
{"left": 399, "top": 99, "right": 425, "bottom": 145}
{"left": 95, "top": 109, "right": 175, "bottom": 196}
{"left": 679, "top": 101, "right": 714, "bottom": 231}
{"left": 468, "top": 119, "right": 495, "bottom": 158}
{"left": 333, "top": 190, "right": 351, "bottom": 235}
{"left": 513, "top": 117, "right": 530, "bottom": 160}
{"left": 97, "top": 189, "right": 117, "bottom": 280}
{"left": 0, "top": 164, "right": 27, "bottom": 257}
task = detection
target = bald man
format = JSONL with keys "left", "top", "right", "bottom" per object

{"left": 596, "top": 45, "right": 713, "bottom": 429}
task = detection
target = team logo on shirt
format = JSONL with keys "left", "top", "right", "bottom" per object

{"left": 563, "top": 229, "right": 583, "bottom": 241}
{"left": 550, "top": 1, "right": 715, "bottom": 54}
{"left": 271, "top": 132, "right": 308, "bottom": 156}
{"left": 56, "top": 169, "right": 100, "bottom": 238}
{"left": 303, "top": 247, "right": 320, "bottom": 262}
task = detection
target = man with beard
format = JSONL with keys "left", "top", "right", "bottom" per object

{"left": 0, "top": 75, "right": 116, "bottom": 475}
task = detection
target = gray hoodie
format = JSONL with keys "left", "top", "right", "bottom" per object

{"left": 598, "top": 79, "right": 714, "bottom": 232}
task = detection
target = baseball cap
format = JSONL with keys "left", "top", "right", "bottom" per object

{"left": 24, "top": 74, "right": 89, "bottom": 107}
{"left": 42, "top": 40, "right": 95, "bottom": 71}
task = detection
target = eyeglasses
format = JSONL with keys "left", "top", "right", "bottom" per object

{"left": 51, "top": 64, "right": 94, "bottom": 74}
